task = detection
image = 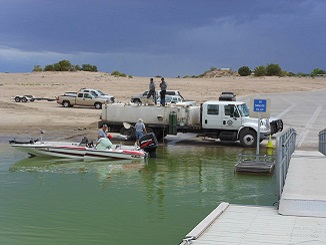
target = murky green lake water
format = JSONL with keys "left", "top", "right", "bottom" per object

{"left": 0, "top": 140, "right": 277, "bottom": 245}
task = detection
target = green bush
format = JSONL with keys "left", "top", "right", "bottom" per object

{"left": 82, "top": 64, "right": 98, "bottom": 72}
{"left": 310, "top": 68, "right": 325, "bottom": 76}
{"left": 238, "top": 66, "right": 251, "bottom": 76}
{"left": 266, "top": 63, "right": 282, "bottom": 76}
{"left": 33, "top": 60, "right": 98, "bottom": 72}
{"left": 253, "top": 66, "right": 266, "bottom": 76}
{"left": 44, "top": 64, "right": 55, "bottom": 71}
{"left": 111, "top": 70, "right": 127, "bottom": 77}
{"left": 32, "top": 65, "right": 42, "bottom": 72}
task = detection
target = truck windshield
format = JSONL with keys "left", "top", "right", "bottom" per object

{"left": 237, "top": 104, "right": 249, "bottom": 117}
{"left": 97, "top": 90, "right": 106, "bottom": 96}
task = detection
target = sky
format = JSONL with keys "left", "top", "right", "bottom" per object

{"left": 0, "top": 0, "right": 325, "bottom": 77}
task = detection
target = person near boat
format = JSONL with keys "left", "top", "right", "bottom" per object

{"left": 98, "top": 124, "right": 108, "bottom": 140}
{"left": 135, "top": 118, "right": 147, "bottom": 146}
{"left": 96, "top": 133, "right": 113, "bottom": 150}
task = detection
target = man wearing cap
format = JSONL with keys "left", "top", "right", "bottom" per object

{"left": 135, "top": 118, "right": 146, "bottom": 146}
{"left": 96, "top": 133, "right": 113, "bottom": 150}
{"left": 98, "top": 124, "right": 108, "bottom": 140}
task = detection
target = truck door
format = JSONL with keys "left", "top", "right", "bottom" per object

{"left": 202, "top": 103, "right": 222, "bottom": 129}
{"left": 221, "top": 104, "right": 242, "bottom": 130}
{"left": 77, "top": 92, "right": 92, "bottom": 106}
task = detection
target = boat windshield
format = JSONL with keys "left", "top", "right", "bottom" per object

{"left": 237, "top": 103, "right": 249, "bottom": 117}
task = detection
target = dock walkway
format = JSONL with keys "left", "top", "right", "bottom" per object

{"left": 180, "top": 150, "right": 326, "bottom": 245}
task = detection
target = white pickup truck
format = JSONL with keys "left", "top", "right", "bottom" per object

{"left": 99, "top": 100, "right": 283, "bottom": 147}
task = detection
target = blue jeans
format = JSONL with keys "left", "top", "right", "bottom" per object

{"left": 136, "top": 131, "right": 143, "bottom": 140}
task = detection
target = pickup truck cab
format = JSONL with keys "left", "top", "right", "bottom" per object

{"left": 80, "top": 88, "right": 115, "bottom": 103}
{"left": 57, "top": 92, "right": 109, "bottom": 109}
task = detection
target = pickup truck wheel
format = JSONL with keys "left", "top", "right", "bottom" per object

{"left": 239, "top": 129, "right": 257, "bottom": 147}
{"left": 15, "top": 96, "right": 21, "bottom": 102}
{"left": 22, "top": 97, "right": 28, "bottom": 103}
{"left": 95, "top": 103, "right": 102, "bottom": 109}
{"left": 62, "top": 101, "right": 70, "bottom": 108}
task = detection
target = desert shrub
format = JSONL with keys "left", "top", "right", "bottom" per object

{"left": 82, "top": 64, "right": 97, "bottom": 72}
{"left": 238, "top": 66, "right": 251, "bottom": 76}
{"left": 310, "top": 68, "right": 325, "bottom": 76}
{"left": 32, "top": 65, "right": 43, "bottom": 72}
{"left": 53, "top": 60, "right": 73, "bottom": 71}
{"left": 74, "top": 65, "right": 81, "bottom": 71}
{"left": 297, "top": 72, "right": 309, "bottom": 77}
{"left": 111, "top": 70, "right": 127, "bottom": 77}
{"left": 253, "top": 66, "right": 266, "bottom": 76}
{"left": 266, "top": 63, "right": 282, "bottom": 76}
{"left": 44, "top": 64, "right": 55, "bottom": 71}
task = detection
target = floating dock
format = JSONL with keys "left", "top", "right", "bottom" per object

{"left": 235, "top": 154, "right": 275, "bottom": 174}
{"left": 181, "top": 150, "right": 326, "bottom": 244}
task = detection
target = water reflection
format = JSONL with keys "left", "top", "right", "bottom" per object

{"left": 2, "top": 142, "right": 278, "bottom": 244}
{"left": 10, "top": 156, "right": 145, "bottom": 184}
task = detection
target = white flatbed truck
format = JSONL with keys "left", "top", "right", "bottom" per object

{"left": 99, "top": 100, "right": 283, "bottom": 147}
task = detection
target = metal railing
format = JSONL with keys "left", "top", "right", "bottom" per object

{"left": 275, "top": 128, "right": 297, "bottom": 199}
{"left": 319, "top": 128, "right": 326, "bottom": 156}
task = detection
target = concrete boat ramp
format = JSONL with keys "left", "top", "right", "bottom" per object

{"left": 180, "top": 150, "right": 326, "bottom": 245}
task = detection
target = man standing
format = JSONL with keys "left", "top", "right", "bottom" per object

{"left": 135, "top": 118, "right": 147, "bottom": 146}
{"left": 159, "top": 77, "right": 167, "bottom": 106}
{"left": 147, "top": 78, "right": 156, "bottom": 104}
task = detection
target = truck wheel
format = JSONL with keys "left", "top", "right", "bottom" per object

{"left": 120, "top": 127, "right": 135, "bottom": 141}
{"left": 239, "top": 129, "right": 257, "bottom": 147}
{"left": 22, "top": 97, "right": 28, "bottom": 103}
{"left": 15, "top": 96, "right": 21, "bottom": 102}
{"left": 133, "top": 99, "right": 142, "bottom": 105}
{"left": 95, "top": 103, "right": 102, "bottom": 109}
{"left": 62, "top": 101, "right": 70, "bottom": 108}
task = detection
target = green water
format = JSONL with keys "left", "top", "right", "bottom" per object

{"left": 0, "top": 142, "right": 277, "bottom": 245}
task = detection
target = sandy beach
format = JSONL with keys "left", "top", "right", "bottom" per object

{"left": 1, "top": 71, "right": 325, "bottom": 141}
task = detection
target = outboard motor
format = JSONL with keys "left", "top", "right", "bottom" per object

{"left": 139, "top": 132, "right": 158, "bottom": 158}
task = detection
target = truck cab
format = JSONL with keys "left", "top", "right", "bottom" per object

{"left": 201, "top": 101, "right": 271, "bottom": 146}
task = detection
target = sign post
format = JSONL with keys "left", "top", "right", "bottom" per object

{"left": 253, "top": 99, "right": 267, "bottom": 158}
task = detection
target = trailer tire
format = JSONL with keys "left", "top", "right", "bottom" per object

{"left": 62, "top": 101, "right": 70, "bottom": 108}
{"left": 15, "top": 96, "right": 21, "bottom": 102}
{"left": 95, "top": 103, "right": 102, "bottom": 109}
{"left": 22, "top": 97, "right": 28, "bottom": 103}
{"left": 239, "top": 129, "right": 257, "bottom": 148}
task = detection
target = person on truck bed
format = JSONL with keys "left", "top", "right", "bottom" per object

{"left": 159, "top": 77, "right": 167, "bottom": 106}
{"left": 135, "top": 118, "right": 147, "bottom": 146}
{"left": 96, "top": 133, "right": 113, "bottom": 150}
{"left": 147, "top": 78, "right": 157, "bottom": 104}
{"left": 98, "top": 124, "right": 108, "bottom": 141}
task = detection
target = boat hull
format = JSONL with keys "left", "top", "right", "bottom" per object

{"left": 10, "top": 141, "right": 146, "bottom": 160}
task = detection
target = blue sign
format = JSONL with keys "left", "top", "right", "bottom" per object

{"left": 253, "top": 99, "right": 267, "bottom": 112}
